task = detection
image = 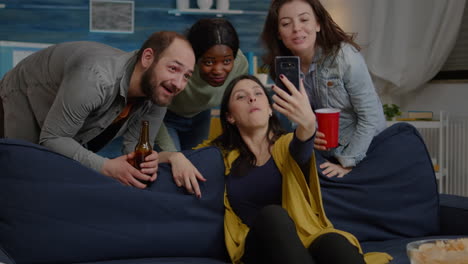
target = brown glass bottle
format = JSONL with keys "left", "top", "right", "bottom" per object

{"left": 134, "top": 120, "right": 152, "bottom": 184}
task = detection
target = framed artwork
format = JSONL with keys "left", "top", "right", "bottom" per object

{"left": 89, "top": 0, "right": 134, "bottom": 33}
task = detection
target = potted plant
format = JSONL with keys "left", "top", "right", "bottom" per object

{"left": 383, "top": 104, "right": 402, "bottom": 121}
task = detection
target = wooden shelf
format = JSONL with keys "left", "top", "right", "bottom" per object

{"left": 168, "top": 8, "right": 266, "bottom": 17}
{"left": 168, "top": 8, "right": 243, "bottom": 17}
{"left": 386, "top": 120, "right": 444, "bottom": 129}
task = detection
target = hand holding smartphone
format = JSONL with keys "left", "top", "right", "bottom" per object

{"left": 275, "top": 56, "right": 300, "bottom": 94}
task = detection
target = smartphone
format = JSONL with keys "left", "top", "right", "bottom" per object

{"left": 275, "top": 56, "right": 300, "bottom": 94}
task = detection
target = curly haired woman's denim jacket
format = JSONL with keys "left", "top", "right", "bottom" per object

{"left": 303, "top": 43, "right": 386, "bottom": 167}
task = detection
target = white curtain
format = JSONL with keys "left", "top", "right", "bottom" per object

{"left": 366, "top": 0, "right": 466, "bottom": 99}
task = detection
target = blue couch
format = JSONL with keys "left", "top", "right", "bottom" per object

{"left": 1, "top": 123, "right": 468, "bottom": 264}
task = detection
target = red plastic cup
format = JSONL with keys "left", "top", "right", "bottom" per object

{"left": 315, "top": 108, "right": 340, "bottom": 148}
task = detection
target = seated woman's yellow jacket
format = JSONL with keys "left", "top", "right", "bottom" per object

{"left": 200, "top": 133, "right": 392, "bottom": 264}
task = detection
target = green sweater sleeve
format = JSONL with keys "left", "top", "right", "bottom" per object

{"left": 154, "top": 123, "right": 177, "bottom": 152}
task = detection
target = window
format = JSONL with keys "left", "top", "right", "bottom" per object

{"left": 433, "top": 4, "right": 468, "bottom": 81}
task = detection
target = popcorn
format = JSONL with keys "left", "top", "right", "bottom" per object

{"left": 408, "top": 238, "right": 468, "bottom": 264}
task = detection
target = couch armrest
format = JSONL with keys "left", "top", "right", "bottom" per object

{"left": 0, "top": 246, "right": 15, "bottom": 264}
{"left": 439, "top": 194, "right": 468, "bottom": 235}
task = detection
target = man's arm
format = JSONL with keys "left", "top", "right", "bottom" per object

{"left": 154, "top": 123, "right": 178, "bottom": 152}
{"left": 39, "top": 67, "right": 109, "bottom": 172}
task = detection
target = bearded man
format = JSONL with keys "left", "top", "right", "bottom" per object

{"left": 0, "top": 31, "right": 195, "bottom": 188}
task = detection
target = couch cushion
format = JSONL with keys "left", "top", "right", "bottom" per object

{"left": 439, "top": 194, "right": 468, "bottom": 235}
{"left": 318, "top": 123, "right": 440, "bottom": 241}
{"left": 0, "top": 139, "right": 228, "bottom": 264}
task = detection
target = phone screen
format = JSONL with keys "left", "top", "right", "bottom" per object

{"left": 275, "top": 56, "right": 300, "bottom": 94}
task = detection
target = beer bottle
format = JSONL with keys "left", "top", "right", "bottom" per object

{"left": 134, "top": 120, "right": 152, "bottom": 183}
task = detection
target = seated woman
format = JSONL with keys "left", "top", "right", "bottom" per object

{"left": 161, "top": 74, "right": 391, "bottom": 264}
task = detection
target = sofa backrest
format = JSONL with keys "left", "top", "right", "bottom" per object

{"left": 319, "top": 122, "right": 440, "bottom": 241}
{"left": 0, "top": 122, "right": 442, "bottom": 263}
{"left": 0, "top": 139, "right": 228, "bottom": 264}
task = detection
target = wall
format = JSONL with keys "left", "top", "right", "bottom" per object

{"left": 400, "top": 82, "right": 468, "bottom": 120}
{"left": 321, "top": 0, "right": 372, "bottom": 49}
{"left": 0, "top": 0, "right": 270, "bottom": 68}
{"left": 323, "top": 0, "right": 468, "bottom": 120}
{"left": 1, "top": 0, "right": 467, "bottom": 120}
{"left": 0, "top": 0, "right": 374, "bottom": 69}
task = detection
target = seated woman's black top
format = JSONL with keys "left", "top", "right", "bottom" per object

{"left": 226, "top": 133, "right": 314, "bottom": 227}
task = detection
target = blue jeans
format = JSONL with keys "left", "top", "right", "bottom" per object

{"left": 164, "top": 109, "right": 212, "bottom": 151}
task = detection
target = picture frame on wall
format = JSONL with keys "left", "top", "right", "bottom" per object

{"left": 89, "top": 0, "right": 134, "bottom": 33}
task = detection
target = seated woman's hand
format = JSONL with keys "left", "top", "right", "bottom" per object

{"left": 167, "top": 152, "right": 207, "bottom": 198}
{"left": 271, "top": 75, "right": 316, "bottom": 141}
{"left": 319, "top": 161, "right": 352, "bottom": 178}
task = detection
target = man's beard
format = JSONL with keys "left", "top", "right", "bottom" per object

{"left": 140, "top": 66, "right": 172, "bottom": 107}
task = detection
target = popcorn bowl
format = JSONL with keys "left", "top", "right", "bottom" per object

{"left": 407, "top": 238, "right": 468, "bottom": 264}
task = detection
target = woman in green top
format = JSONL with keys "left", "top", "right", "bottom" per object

{"left": 156, "top": 18, "right": 249, "bottom": 151}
